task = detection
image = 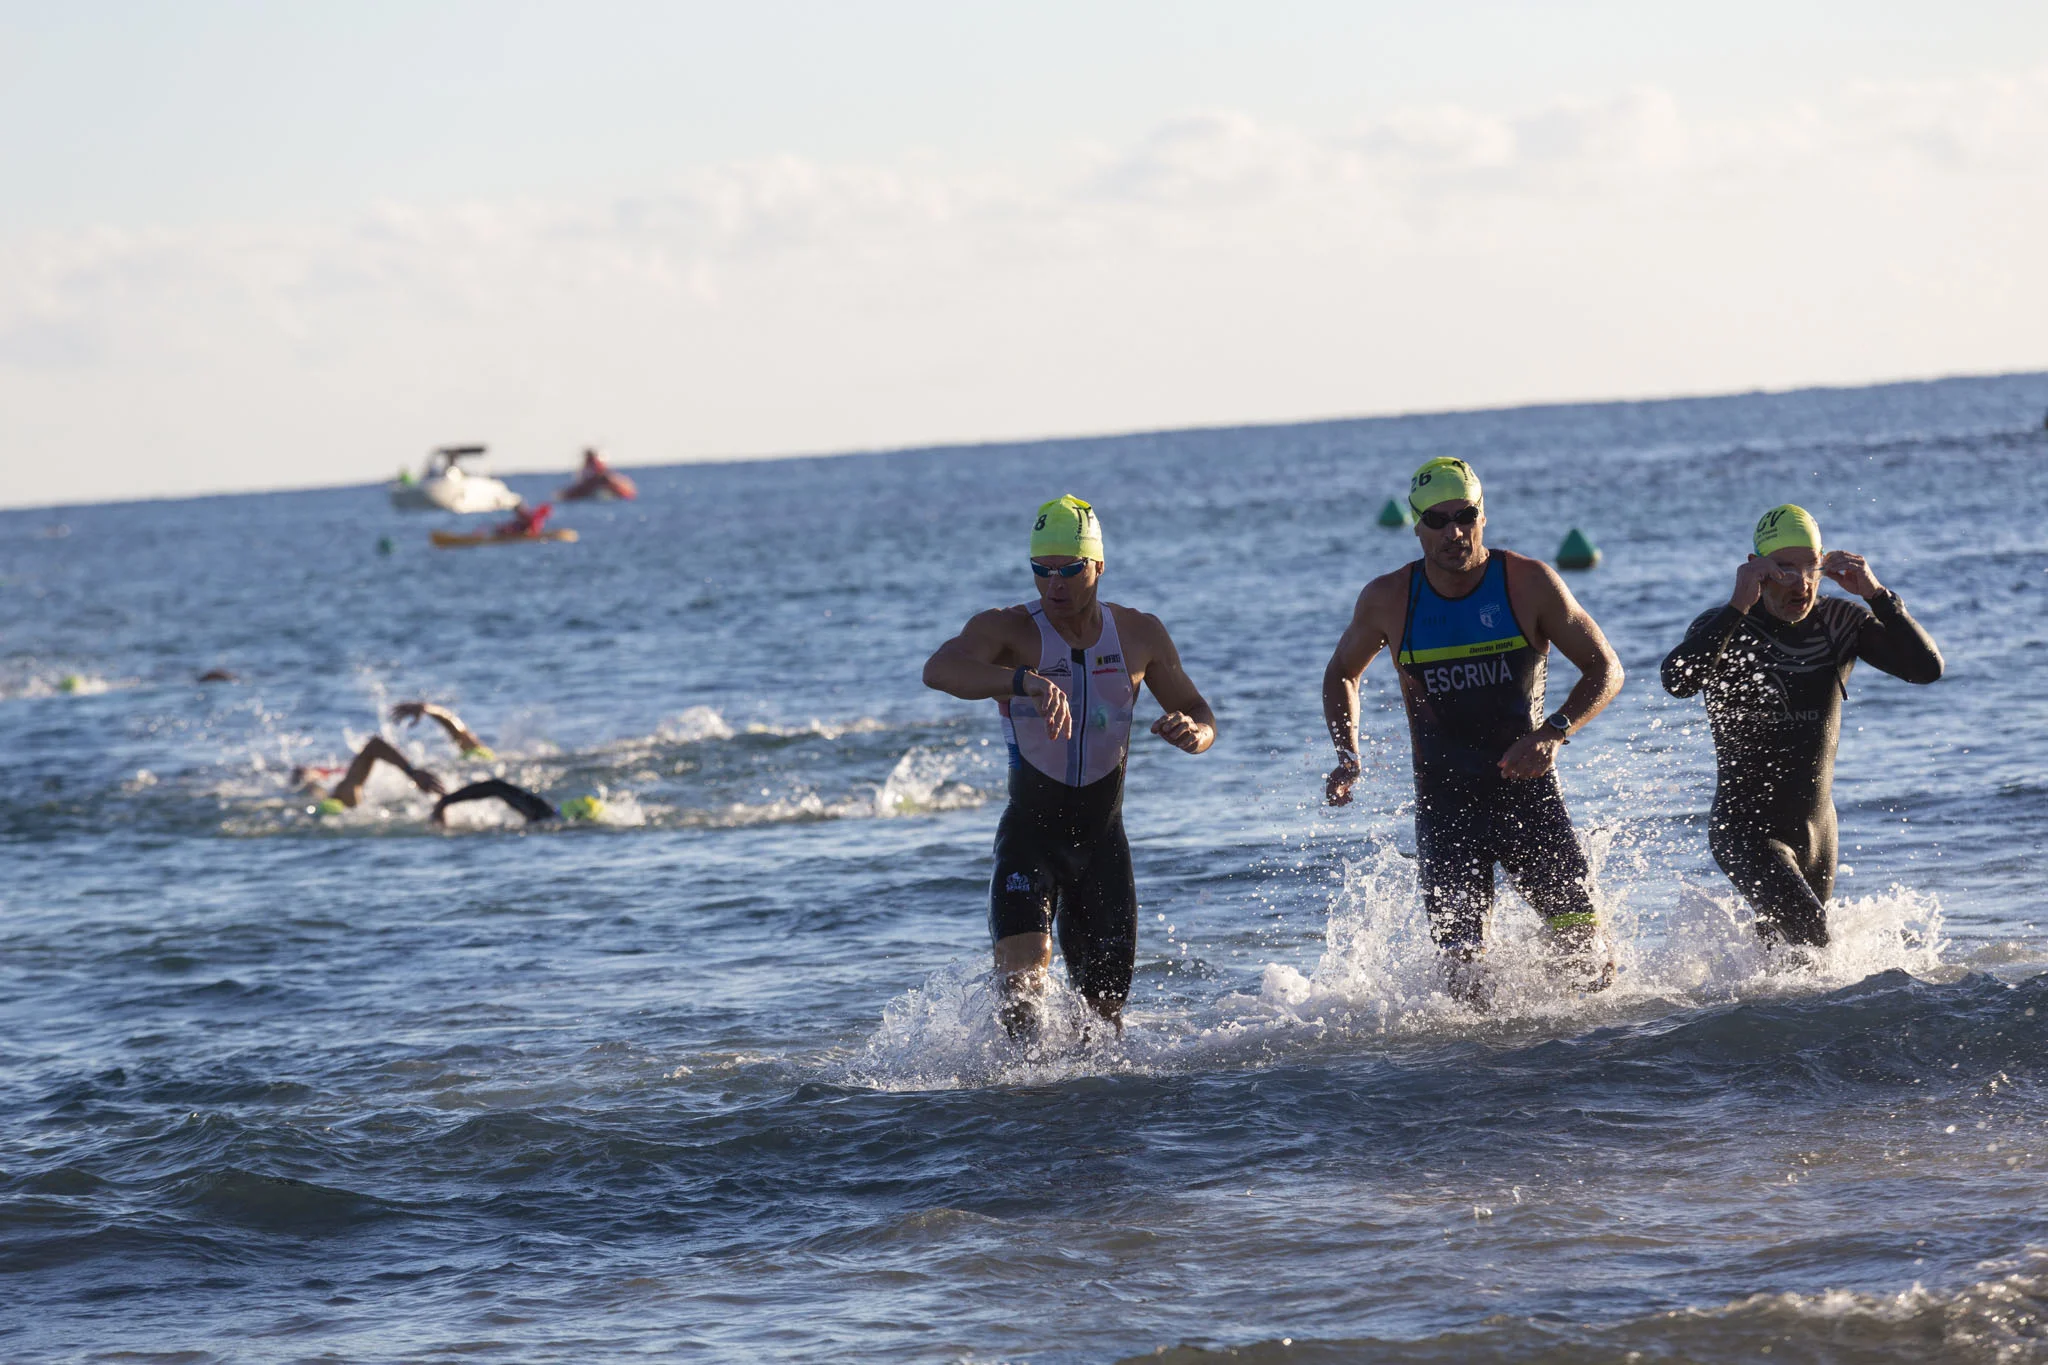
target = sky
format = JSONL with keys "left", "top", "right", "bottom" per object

{"left": 3, "top": 1, "right": 2046, "bottom": 507}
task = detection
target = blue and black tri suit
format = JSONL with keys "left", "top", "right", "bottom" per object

{"left": 1395, "top": 554, "right": 1596, "bottom": 951}
{"left": 1660, "top": 591, "right": 1942, "bottom": 946}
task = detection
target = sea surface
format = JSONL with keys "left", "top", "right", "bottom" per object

{"left": 4, "top": 374, "right": 2048, "bottom": 1363}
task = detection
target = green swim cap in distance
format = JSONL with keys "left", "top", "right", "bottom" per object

{"left": 560, "top": 795, "right": 605, "bottom": 822}
{"left": 463, "top": 745, "right": 496, "bottom": 762}
{"left": 1753, "top": 504, "right": 1821, "bottom": 557}
{"left": 1409, "top": 458, "right": 1482, "bottom": 513}
{"left": 314, "top": 797, "right": 346, "bottom": 817}
{"left": 1030, "top": 495, "right": 1104, "bottom": 562}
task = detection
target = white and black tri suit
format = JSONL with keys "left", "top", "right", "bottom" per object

{"left": 990, "top": 603, "right": 1140, "bottom": 1006}
{"left": 1395, "top": 555, "right": 1596, "bottom": 950}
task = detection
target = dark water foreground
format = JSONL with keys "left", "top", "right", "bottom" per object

{"left": 3, "top": 374, "right": 2046, "bottom": 1361}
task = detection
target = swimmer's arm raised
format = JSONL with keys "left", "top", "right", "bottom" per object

{"left": 921, "top": 609, "right": 1071, "bottom": 739}
{"left": 1853, "top": 590, "right": 1944, "bottom": 684}
{"left": 330, "top": 736, "right": 446, "bottom": 808}
{"left": 392, "top": 701, "right": 486, "bottom": 753}
{"left": 431, "top": 778, "right": 557, "bottom": 826}
{"left": 1660, "top": 606, "right": 1747, "bottom": 698}
{"left": 1126, "top": 610, "right": 1215, "bottom": 755}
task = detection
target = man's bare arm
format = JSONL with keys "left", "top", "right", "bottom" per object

{"left": 330, "top": 736, "right": 446, "bottom": 808}
{"left": 1529, "top": 562, "right": 1624, "bottom": 733}
{"left": 922, "top": 608, "right": 1072, "bottom": 740}
{"left": 1126, "top": 610, "right": 1216, "bottom": 754}
{"left": 392, "top": 701, "right": 486, "bottom": 753}
{"left": 1321, "top": 575, "right": 1398, "bottom": 805}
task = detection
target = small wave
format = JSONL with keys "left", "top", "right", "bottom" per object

{"left": 1122, "top": 1251, "right": 2048, "bottom": 1363}
{"left": 176, "top": 1167, "right": 398, "bottom": 1232}
{"left": 647, "top": 706, "right": 893, "bottom": 747}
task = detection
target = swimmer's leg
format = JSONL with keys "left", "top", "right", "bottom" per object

{"left": 1497, "top": 775, "right": 1611, "bottom": 988}
{"left": 989, "top": 807, "right": 1057, "bottom": 1039}
{"left": 1712, "top": 821, "right": 1829, "bottom": 948}
{"left": 1416, "top": 786, "right": 1491, "bottom": 956}
{"left": 1055, "top": 818, "right": 1138, "bottom": 1030}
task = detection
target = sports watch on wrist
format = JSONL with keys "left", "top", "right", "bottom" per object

{"left": 1543, "top": 710, "right": 1572, "bottom": 743}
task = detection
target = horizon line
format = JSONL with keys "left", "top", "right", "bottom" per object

{"left": 5, "top": 365, "right": 2043, "bottom": 517}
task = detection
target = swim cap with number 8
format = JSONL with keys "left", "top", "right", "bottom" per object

{"left": 1031, "top": 495, "right": 1104, "bottom": 561}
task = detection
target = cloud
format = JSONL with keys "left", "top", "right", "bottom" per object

{"left": 2, "top": 67, "right": 2046, "bottom": 505}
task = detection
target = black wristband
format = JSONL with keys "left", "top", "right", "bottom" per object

{"left": 1011, "top": 666, "right": 1031, "bottom": 697}
{"left": 1544, "top": 709, "right": 1573, "bottom": 742}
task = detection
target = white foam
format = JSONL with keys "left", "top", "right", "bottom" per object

{"left": 871, "top": 746, "right": 987, "bottom": 818}
{"left": 657, "top": 706, "right": 736, "bottom": 744}
{"left": 848, "top": 822, "right": 1961, "bottom": 1091}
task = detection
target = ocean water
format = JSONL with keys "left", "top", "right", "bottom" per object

{"left": 3, "top": 373, "right": 2047, "bottom": 1363}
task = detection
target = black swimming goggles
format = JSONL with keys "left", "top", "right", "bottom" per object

{"left": 1031, "top": 560, "right": 1091, "bottom": 578}
{"left": 1417, "top": 505, "right": 1480, "bottom": 531}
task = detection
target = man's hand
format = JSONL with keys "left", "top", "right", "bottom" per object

{"left": 1822, "top": 550, "right": 1884, "bottom": 600}
{"left": 1497, "top": 731, "right": 1561, "bottom": 780}
{"left": 1151, "top": 711, "right": 1211, "bottom": 754}
{"left": 1325, "top": 754, "right": 1362, "bottom": 806}
{"left": 392, "top": 701, "right": 431, "bottom": 727}
{"left": 1729, "top": 557, "right": 1774, "bottom": 613}
{"left": 1024, "top": 673, "right": 1072, "bottom": 740}
{"left": 408, "top": 767, "right": 447, "bottom": 797}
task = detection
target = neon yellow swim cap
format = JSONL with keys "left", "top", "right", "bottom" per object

{"left": 1753, "top": 504, "right": 1822, "bottom": 557}
{"left": 560, "top": 795, "right": 605, "bottom": 822}
{"left": 1409, "top": 458, "right": 1482, "bottom": 513}
{"left": 1029, "top": 495, "right": 1104, "bottom": 562}
{"left": 462, "top": 745, "right": 496, "bottom": 762}
{"left": 314, "top": 797, "right": 346, "bottom": 817}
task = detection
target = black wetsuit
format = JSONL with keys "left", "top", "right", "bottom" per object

{"left": 1660, "top": 591, "right": 1942, "bottom": 946}
{"left": 1395, "top": 555, "right": 1596, "bottom": 950}
{"left": 435, "top": 778, "right": 558, "bottom": 824}
{"left": 988, "top": 763, "right": 1137, "bottom": 1007}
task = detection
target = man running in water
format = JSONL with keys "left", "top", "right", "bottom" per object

{"left": 922, "top": 495, "right": 1218, "bottom": 1035}
{"left": 1661, "top": 505, "right": 1942, "bottom": 949}
{"left": 1323, "top": 458, "right": 1624, "bottom": 992}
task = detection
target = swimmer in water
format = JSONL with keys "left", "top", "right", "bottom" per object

{"left": 429, "top": 780, "right": 600, "bottom": 826}
{"left": 292, "top": 701, "right": 491, "bottom": 814}
{"left": 1322, "top": 458, "right": 1624, "bottom": 997}
{"left": 391, "top": 700, "right": 496, "bottom": 761}
{"left": 292, "top": 738, "right": 445, "bottom": 813}
{"left": 1661, "top": 505, "right": 1943, "bottom": 950}
{"left": 922, "top": 495, "right": 1217, "bottom": 1037}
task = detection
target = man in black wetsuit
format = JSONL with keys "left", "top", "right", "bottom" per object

{"left": 1661, "top": 504, "right": 1942, "bottom": 949}
{"left": 922, "top": 495, "right": 1217, "bottom": 1035}
{"left": 1323, "top": 458, "right": 1625, "bottom": 995}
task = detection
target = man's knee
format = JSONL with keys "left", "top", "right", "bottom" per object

{"left": 992, "top": 932, "right": 1053, "bottom": 980}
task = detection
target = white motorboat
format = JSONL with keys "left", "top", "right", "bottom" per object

{"left": 389, "top": 445, "right": 523, "bottom": 514}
